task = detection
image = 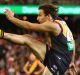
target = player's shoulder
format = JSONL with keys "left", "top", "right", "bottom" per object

{"left": 55, "top": 20, "right": 67, "bottom": 25}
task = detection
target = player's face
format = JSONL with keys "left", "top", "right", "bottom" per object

{"left": 37, "top": 9, "right": 47, "bottom": 23}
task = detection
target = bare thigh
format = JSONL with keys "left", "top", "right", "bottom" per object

{"left": 43, "top": 66, "right": 53, "bottom": 75}
{"left": 24, "top": 34, "right": 46, "bottom": 61}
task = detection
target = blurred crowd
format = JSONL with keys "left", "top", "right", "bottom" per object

{"left": 0, "top": 38, "right": 45, "bottom": 75}
{"left": 0, "top": 0, "right": 39, "bottom": 5}
{"left": 0, "top": 0, "right": 80, "bottom": 5}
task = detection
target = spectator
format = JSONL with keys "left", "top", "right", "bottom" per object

{"left": 23, "top": 53, "right": 45, "bottom": 75}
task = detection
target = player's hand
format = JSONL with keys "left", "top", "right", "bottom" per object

{"left": 0, "top": 29, "right": 4, "bottom": 38}
{"left": 69, "top": 62, "right": 75, "bottom": 68}
{"left": 69, "top": 62, "right": 77, "bottom": 74}
{"left": 4, "top": 9, "right": 14, "bottom": 20}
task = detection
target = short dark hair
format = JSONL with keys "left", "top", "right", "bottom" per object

{"left": 39, "top": 4, "right": 58, "bottom": 18}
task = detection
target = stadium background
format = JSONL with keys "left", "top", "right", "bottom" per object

{"left": 0, "top": 0, "right": 80, "bottom": 75}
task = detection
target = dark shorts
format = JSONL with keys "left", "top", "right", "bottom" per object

{"left": 44, "top": 49, "right": 72, "bottom": 75}
{"left": 50, "top": 55, "right": 71, "bottom": 75}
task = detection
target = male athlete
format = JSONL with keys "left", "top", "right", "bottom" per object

{"left": 0, "top": 4, "right": 75, "bottom": 75}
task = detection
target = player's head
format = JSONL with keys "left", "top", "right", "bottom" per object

{"left": 37, "top": 4, "right": 58, "bottom": 23}
{"left": 29, "top": 53, "right": 36, "bottom": 61}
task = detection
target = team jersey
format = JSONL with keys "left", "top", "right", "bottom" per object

{"left": 43, "top": 20, "right": 75, "bottom": 75}
{"left": 51, "top": 20, "right": 75, "bottom": 51}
